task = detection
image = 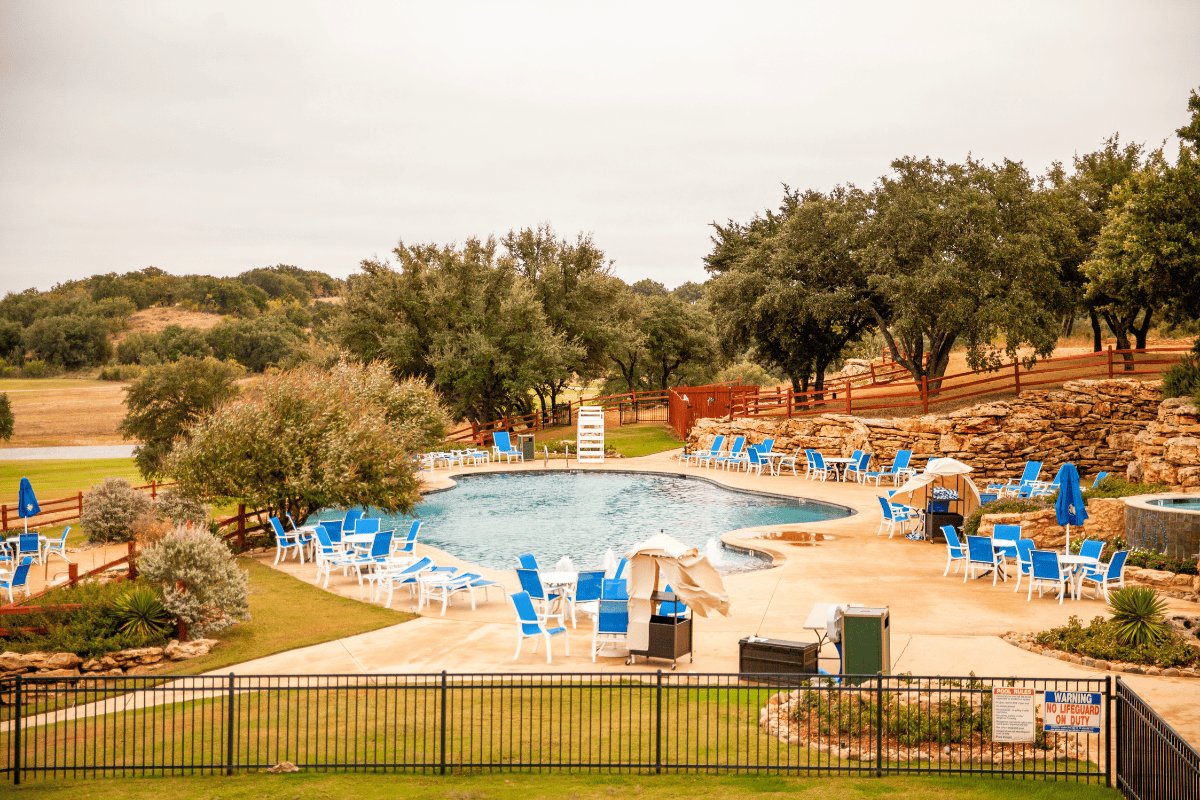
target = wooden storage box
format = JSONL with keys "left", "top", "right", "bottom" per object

{"left": 738, "top": 637, "right": 819, "bottom": 676}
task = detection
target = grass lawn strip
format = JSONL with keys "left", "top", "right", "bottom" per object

{"left": 0, "top": 459, "right": 143, "bottom": 506}
{"left": 155, "top": 559, "right": 417, "bottom": 676}
{"left": 3, "top": 772, "right": 1119, "bottom": 798}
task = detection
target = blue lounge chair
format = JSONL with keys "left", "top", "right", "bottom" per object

{"left": 592, "top": 594, "right": 629, "bottom": 661}
{"left": 1092, "top": 472, "right": 1109, "bottom": 488}
{"left": 269, "top": 517, "right": 305, "bottom": 565}
{"left": 987, "top": 461, "right": 1042, "bottom": 498}
{"left": 517, "top": 553, "right": 539, "bottom": 570}
{"left": 1079, "top": 550, "right": 1129, "bottom": 601}
{"left": 876, "top": 496, "right": 916, "bottom": 538}
{"left": 683, "top": 435, "right": 725, "bottom": 467}
{"left": 964, "top": 535, "right": 1004, "bottom": 585}
{"left": 492, "top": 431, "right": 524, "bottom": 463}
{"left": 0, "top": 556, "right": 33, "bottom": 602}
{"left": 657, "top": 584, "right": 688, "bottom": 618}
{"left": 1028, "top": 549, "right": 1071, "bottom": 603}
{"left": 393, "top": 521, "right": 421, "bottom": 556}
{"left": 713, "top": 436, "right": 746, "bottom": 470}
{"left": 844, "top": 451, "right": 872, "bottom": 483}
{"left": 1027, "top": 473, "right": 1063, "bottom": 498}
{"left": 422, "top": 570, "right": 504, "bottom": 615}
{"left": 1012, "top": 539, "right": 1035, "bottom": 593}
{"left": 43, "top": 527, "right": 71, "bottom": 565}
{"left": 510, "top": 590, "right": 569, "bottom": 663}
{"left": 864, "top": 450, "right": 913, "bottom": 486}
{"left": 377, "top": 556, "right": 435, "bottom": 608}
{"left": 942, "top": 526, "right": 966, "bottom": 576}
{"left": 570, "top": 569, "right": 606, "bottom": 624}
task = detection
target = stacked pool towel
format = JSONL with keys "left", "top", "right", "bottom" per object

{"left": 931, "top": 487, "right": 960, "bottom": 500}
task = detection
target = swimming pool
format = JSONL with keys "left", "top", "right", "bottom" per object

{"left": 368, "top": 471, "right": 851, "bottom": 575}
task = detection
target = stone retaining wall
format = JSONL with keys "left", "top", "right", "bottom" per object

{"left": 1130, "top": 397, "right": 1200, "bottom": 492}
{"left": 978, "top": 498, "right": 1125, "bottom": 547}
{"left": 688, "top": 379, "right": 1161, "bottom": 485}
{"left": 0, "top": 639, "right": 216, "bottom": 682}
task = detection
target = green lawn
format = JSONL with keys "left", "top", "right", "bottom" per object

{"left": 156, "top": 559, "right": 417, "bottom": 675}
{"left": 0, "top": 458, "right": 143, "bottom": 505}
{"left": 4, "top": 772, "right": 1118, "bottom": 798}
{"left": 605, "top": 423, "right": 683, "bottom": 458}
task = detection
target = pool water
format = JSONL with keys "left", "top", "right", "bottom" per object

{"left": 1149, "top": 497, "right": 1200, "bottom": 510}
{"left": 367, "top": 472, "right": 850, "bottom": 575}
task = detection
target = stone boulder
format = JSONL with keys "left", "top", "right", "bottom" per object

{"left": 43, "top": 652, "right": 84, "bottom": 671}
{"left": 164, "top": 638, "right": 218, "bottom": 661}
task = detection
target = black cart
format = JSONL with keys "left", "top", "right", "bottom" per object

{"left": 627, "top": 590, "right": 693, "bottom": 669}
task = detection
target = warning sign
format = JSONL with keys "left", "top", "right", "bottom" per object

{"left": 991, "top": 687, "right": 1036, "bottom": 743}
{"left": 1043, "top": 691, "right": 1103, "bottom": 734}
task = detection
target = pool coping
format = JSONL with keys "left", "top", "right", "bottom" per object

{"left": 1125, "top": 492, "right": 1200, "bottom": 516}
{"left": 417, "top": 466, "right": 858, "bottom": 569}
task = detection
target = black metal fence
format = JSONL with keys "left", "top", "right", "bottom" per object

{"left": 0, "top": 672, "right": 1121, "bottom": 785}
{"left": 616, "top": 400, "right": 668, "bottom": 425}
{"left": 1115, "top": 678, "right": 1200, "bottom": 800}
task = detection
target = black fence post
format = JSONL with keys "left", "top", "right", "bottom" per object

{"left": 226, "top": 673, "right": 236, "bottom": 776}
{"left": 440, "top": 671, "right": 448, "bottom": 776}
{"left": 655, "top": 670, "right": 663, "bottom": 775}
{"left": 1105, "top": 675, "right": 1113, "bottom": 788}
{"left": 875, "top": 673, "right": 883, "bottom": 777}
{"left": 1114, "top": 678, "right": 1123, "bottom": 792}
{"left": 13, "top": 674, "right": 21, "bottom": 786}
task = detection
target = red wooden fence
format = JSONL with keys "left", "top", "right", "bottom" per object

{"left": 1, "top": 481, "right": 171, "bottom": 534}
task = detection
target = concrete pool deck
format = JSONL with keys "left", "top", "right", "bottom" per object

{"left": 255, "top": 448, "right": 1200, "bottom": 745}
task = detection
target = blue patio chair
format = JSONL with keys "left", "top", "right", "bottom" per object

{"left": 759, "top": 438, "right": 775, "bottom": 454}
{"left": 355, "top": 517, "right": 382, "bottom": 536}
{"left": 809, "top": 452, "right": 830, "bottom": 482}
{"left": 517, "top": 553, "right": 540, "bottom": 570}
{"left": 964, "top": 535, "right": 1004, "bottom": 585}
{"left": 714, "top": 436, "right": 747, "bottom": 470}
{"left": 422, "top": 570, "right": 504, "bottom": 615}
{"left": 683, "top": 435, "right": 725, "bottom": 467}
{"left": 1079, "top": 550, "right": 1129, "bottom": 601}
{"left": 612, "top": 558, "right": 628, "bottom": 583}
{"left": 864, "top": 450, "right": 913, "bottom": 486}
{"left": 342, "top": 510, "right": 363, "bottom": 532}
{"left": 1028, "top": 549, "right": 1071, "bottom": 603}
{"left": 844, "top": 451, "right": 872, "bottom": 483}
{"left": 269, "top": 517, "right": 305, "bottom": 565}
{"left": 510, "top": 590, "right": 569, "bottom": 663}
{"left": 978, "top": 492, "right": 999, "bottom": 505}
{"left": 603, "top": 577, "right": 629, "bottom": 600}
{"left": 1092, "top": 471, "right": 1109, "bottom": 488}
{"left": 992, "top": 524, "right": 1022, "bottom": 561}
{"left": 803, "top": 449, "right": 817, "bottom": 479}
{"left": 1026, "top": 473, "right": 1063, "bottom": 499}
{"left": 876, "top": 496, "right": 916, "bottom": 538}
{"left": 0, "top": 556, "right": 34, "bottom": 603}
{"left": 942, "top": 526, "right": 966, "bottom": 576}
{"left": 987, "top": 461, "right": 1042, "bottom": 498}
{"left": 516, "top": 567, "right": 566, "bottom": 616}
{"left": 657, "top": 584, "right": 688, "bottom": 618}
{"left": 775, "top": 447, "right": 804, "bottom": 477}
{"left": 737, "top": 445, "right": 765, "bottom": 476}
{"left": 393, "top": 520, "right": 421, "bottom": 556}
{"left": 17, "top": 533, "right": 41, "bottom": 566}
{"left": 312, "top": 524, "right": 361, "bottom": 587}
{"left": 593, "top": 594, "right": 629, "bottom": 662}
{"left": 1012, "top": 539, "right": 1036, "bottom": 593}
{"left": 570, "top": 569, "right": 606, "bottom": 624}
{"left": 346, "top": 530, "right": 398, "bottom": 598}
{"left": 375, "top": 556, "right": 436, "bottom": 608}
{"left": 1078, "top": 539, "right": 1105, "bottom": 562}
{"left": 492, "top": 431, "right": 524, "bottom": 463}
{"left": 43, "top": 527, "right": 71, "bottom": 565}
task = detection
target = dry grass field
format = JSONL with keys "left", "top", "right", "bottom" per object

{"left": 0, "top": 379, "right": 130, "bottom": 447}
{"left": 112, "top": 306, "right": 224, "bottom": 343}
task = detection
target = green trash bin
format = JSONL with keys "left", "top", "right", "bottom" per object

{"left": 840, "top": 606, "right": 890, "bottom": 685}
{"left": 518, "top": 434, "right": 535, "bottom": 461}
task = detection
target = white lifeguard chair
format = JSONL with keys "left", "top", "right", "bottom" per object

{"left": 575, "top": 406, "right": 605, "bottom": 463}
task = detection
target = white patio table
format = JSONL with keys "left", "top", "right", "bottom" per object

{"left": 824, "top": 457, "right": 855, "bottom": 481}
{"left": 1057, "top": 554, "right": 1101, "bottom": 600}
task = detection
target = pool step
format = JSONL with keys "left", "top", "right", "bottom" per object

{"left": 576, "top": 406, "right": 605, "bottom": 463}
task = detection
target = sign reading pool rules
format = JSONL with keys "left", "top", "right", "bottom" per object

{"left": 991, "top": 687, "right": 1036, "bottom": 743}
{"left": 1043, "top": 690, "right": 1103, "bottom": 734}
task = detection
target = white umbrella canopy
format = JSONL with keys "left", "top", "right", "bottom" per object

{"left": 624, "top": 533, "right": 731, "bottom": 651}
{"left": 889, "top": 457, "right": 983, "bottom": 519}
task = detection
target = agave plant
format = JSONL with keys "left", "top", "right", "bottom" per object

{"left": 1107, "top": 587, "right": 1169, "bottom": 647}
{"left": 112, "top": 586, "right": 171, "bottom": 639}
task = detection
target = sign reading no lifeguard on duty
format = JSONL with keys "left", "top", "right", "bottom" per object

{"left": 1043, "top": 691, "right": 1103, "bottom": 734}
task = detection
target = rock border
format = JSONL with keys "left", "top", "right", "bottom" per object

{"left": 1001, "top": 631, "right": 1199, "bottom": 678}
{"left": 0, "top": 638, "right": 217, "bottom": 682}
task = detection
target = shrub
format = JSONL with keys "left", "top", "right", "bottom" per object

{"left": 22, "top": 313, "right": 112, "bottom": 368}
{"left": 1034, "top": 615, "right": 1197, "bottom": 669}
{"left": 1162, "top": 337, "right": 1200, "bottom": 402}
{"left": 206, "top": 314, "right": 306, "bottom": 372}
{"left": 963, "top": 497, "right": 1050, "bottom": 537}
{"left": 1108, "top": 587, "right": 1170, "bottom": 646}
{"left": 1084, "top": 475, "right": 1170, "bottom": 500}
{"left": 19, "top": 359, "right": 58, "bottom": 378}
{"left": 111, "top": 586, "right": 171, "bottom": 638}
{"left": 8, "top": 578, "right": 171, "bottom": 657}
{"left": 138, "top": 526, "right": 250, "bottom": 636}
{"left": 154, "top": 485, "right": 208, "bottom": 527}
{"left": 80, "top": 477, "right": 153, "bottom": 544}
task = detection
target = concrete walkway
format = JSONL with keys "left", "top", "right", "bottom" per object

{"left": 0, "top": 445, "right": 135, "bottom": 460}
{"left": 249, "top": 449, "right": 1200, "bottom": 746}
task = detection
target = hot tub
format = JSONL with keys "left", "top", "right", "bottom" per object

{"left": 1124, "top": 494, "right": 1200, "bottom": 559}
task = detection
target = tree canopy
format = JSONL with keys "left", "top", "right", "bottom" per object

{"left": 168, "top": 360, "right": 448, "bottom": 524}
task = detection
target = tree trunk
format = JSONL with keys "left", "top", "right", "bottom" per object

{"left": 1089, "top": 310, "right": 1103, "bottom": 353}
{"left": 1134, "top": 308, "right": 1153, "bottom": 350}
{"left": 1101, "top": 309, "right": 1136, "bottom": 370}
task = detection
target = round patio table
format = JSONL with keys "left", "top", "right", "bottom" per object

{"left": 1057, "top": 554, "right": 1101, "bottom": 600}
{"left": 824, "top": 457, "right": 855, "bottom": 481}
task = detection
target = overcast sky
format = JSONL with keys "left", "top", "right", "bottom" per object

{"left": 1, "top": 1, "right": 1198, "bottom": 295}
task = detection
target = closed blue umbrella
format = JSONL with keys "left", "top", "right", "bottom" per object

{"left": 1053, "top": 463, "right": 1088, "bottom": 552}
{"left": 18, "top": 476, "right": 40, "bottom": 534}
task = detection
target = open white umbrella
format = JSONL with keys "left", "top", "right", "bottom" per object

{"left": 623, "top": 533, "right": 731, "bottom": 651}
{"left": 889, "top": 457, "right": 983, "bottom": 521}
